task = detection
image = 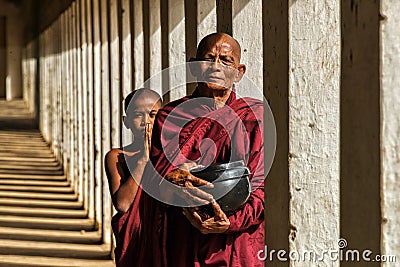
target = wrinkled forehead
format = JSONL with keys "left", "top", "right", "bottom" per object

{"left": 197, "top": 35, "right": 241, "bottom": 59}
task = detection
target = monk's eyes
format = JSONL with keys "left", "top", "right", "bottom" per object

{"left": 219, "top": 57, "right": 234, "bottom": 66}
{"left": 201, "top": 57, "right": 234, "bottom": 67}
{"left": 149, "top": 112, "right": 157, "bottom": 118}
{"left": 202, "top": 57, "right": 214, "bottom": 62}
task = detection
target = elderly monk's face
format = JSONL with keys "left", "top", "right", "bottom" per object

{"left": 196, "top": 35, "right": 245, "bottom": 91}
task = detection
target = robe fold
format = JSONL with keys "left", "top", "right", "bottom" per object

{"left": 114, "top": 89, "right": 265, "bottom": 267}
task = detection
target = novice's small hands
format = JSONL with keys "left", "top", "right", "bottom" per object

{"left": 182, "top": 199, "right": 230, "bottom": 234}
{"left": 139, "top": 122, "right": 152, "bottom": 163}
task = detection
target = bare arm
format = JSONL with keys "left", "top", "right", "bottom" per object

{"left": 105, "top": 124, "right": 152, "bottom": 213}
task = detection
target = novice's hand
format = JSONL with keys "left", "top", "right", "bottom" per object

{"left": 182, "top": 200, "right": 230, "bottom": 234}
{"left": 138, "top": 123, "right": 152, "bottom": 164}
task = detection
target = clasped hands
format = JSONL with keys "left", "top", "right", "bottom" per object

{"left": 164, "top": 165, "right": 230, "bottom": 234}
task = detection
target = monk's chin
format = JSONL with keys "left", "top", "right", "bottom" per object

{"left": 203, "top": 82, "right": 230, "bottom": 91}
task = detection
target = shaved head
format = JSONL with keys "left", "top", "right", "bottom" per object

{"left": 124, "top": 88, "right": 161, "bottom": 113}
{"left": 196, "top": 33, "right": 242, "bottom": 61}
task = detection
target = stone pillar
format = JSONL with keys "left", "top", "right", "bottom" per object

{"left": 133, "top": 0, "right": 144, "bottom": 89}
{"left": 110, "top": 0, "right": 121, "bottom": 150}
{"left": 0, "top": 17, "right": 5, "bottom": 98}
{"left": 85, "top": 0, "right": 95, "bottom": 222}
{"left": 75, "top": 0, "right": 85, "bottom": 212}
{"left": 289, "top": 1, "right": 340, "bottom": 266}
{"left": 381, "top": 0, "right": 400, "bottom": 264}
{"left": 121, "top": 0, "right": 133, "bottom": 146}
{"left": 194, "top": 0, "right": 217, "bottom": 95}
{"left": 148, "top": 0, "right": 162, "bottom": 94}
{"left": 92, "top": 0, "right": 104, "bottom": 237}
{"left": 79, "top": 0, "right": 90, "bottom": 215}
{"left": 6, "top": 15, "right": 23, "bottom": 100}
{"left": 232, "top": 0, "right": 263, "bottom": 99}
{"left": 197, "top": 0, "right": 216, "bottom": 40}
{"left": 101, "top": 0, "right": 113, "bottom": 246}
{"left": 168, "top": 0, "right": 186, "bottom": 100}
{"left": 70, "top": 1, "right": 78, "bottom": 206}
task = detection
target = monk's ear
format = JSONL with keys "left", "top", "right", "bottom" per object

{"left": 234, "top": 64, "right": 246, "bottom": 83}
{"left": 123, "top": 115, "right": 132, "bottom": 130}
{"left": 188, "top": 57, "right": 201, "bottom": 78}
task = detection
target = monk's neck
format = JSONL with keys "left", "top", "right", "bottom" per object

{"left": 197, "top": 85, "right": 232, "bottom": 109}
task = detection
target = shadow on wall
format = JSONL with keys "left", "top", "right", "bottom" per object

{"left": 263, "top": 0, "right": 289, "bottom": 266}
{"left": 340, "top": 1, "right": 381, "bottom": 266}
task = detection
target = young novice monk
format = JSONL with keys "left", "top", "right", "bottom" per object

{"left": 104, "top": 88, "right": 161, "bottom": 266}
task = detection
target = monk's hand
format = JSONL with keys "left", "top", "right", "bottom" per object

{"left": 182, "top": 199, "right": 230, "bottom": 234}
{"left": 164, "top": 168, "right": 214, "bottom": 206}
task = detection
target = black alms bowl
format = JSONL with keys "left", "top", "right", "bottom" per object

{"left": 190, "top": 161, "right": 251, "bottom": 212}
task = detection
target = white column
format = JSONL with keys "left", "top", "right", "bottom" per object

{"left": 75, "top": 0, "right": 84, "bottom": 209}
{"left": 288, "top": 1, "right": 340, "bottom": 266}
{"left": 56, "top": 18, "right": 62, "bottom": 162}
{"left": 197, "top": 0, "right": 216, "bottom": 43}
{"left": 149, "top": 0, "right": 162, "bottom": 94}
{"left": 168, "top": 0, "right": 186, "bottom": 100}
{"left": 5, "top": 15, "right": 22, "bottom": 100}
{"left": 232, "top": 0, "right": 263, "bottom": 99}
{"left": 80, "top": 0, "right": 90, "bottom": 211}
{"left": 60, "top": 12, "right": 68, "bottom": 170}
{"left": 0, "top": 17, "right": 5, "bottom": 98}
{"left": 50, "top": 25, "right": 57, "bottom": 157}
{"left": 101, "top": 0, "right": 113, "bottom": 246}
{"left": 381, "top": 0, "right": 400, "bottom": 264}
{"left": 63, "top": 9, "right": 72, "bottom": 181}
{"left": 71, "top": 2, "right": 78, "bottom": 196}
{"left": 92, "top": 0, "right": 104, "bottom": 234}
{"left": 86, "top": 0, "right": 95, "bottom": 221}
{"left": 67, "top": 6, "right": 75, "bottom": 190}
{"left": 22, "top": 48, "right": 27, "bottom": 101}
{"left": 110, "top": 0, "right": 121, "bottom": 149}
{"left": 121, "top": 0, "right": 133, "bottom": 146}
{"left": 133, "top": 0, "right": 144, "bottom": 89}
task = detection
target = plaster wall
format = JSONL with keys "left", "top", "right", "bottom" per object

{"left": 288, "top": 1, "right": 340, "bottom": 266}
{"left": 381, "top": 0, "right": 400, "bottom": 264}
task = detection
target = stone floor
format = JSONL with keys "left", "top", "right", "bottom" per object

{"left": 0, "top": 100, "right": 114, "bottom": 267}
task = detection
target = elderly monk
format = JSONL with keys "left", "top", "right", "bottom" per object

{"left": 148, "top": 32, "right": 265, "bottom": 267}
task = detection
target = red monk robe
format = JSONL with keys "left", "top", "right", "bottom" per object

{"left": 151, "top": 89, "right": 264, "bottom": 267}
{"left": 113, "top": 89, "right": 264, "bottom": 267}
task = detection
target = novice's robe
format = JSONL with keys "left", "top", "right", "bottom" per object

{"left": 147, "top": 89, "right": 265, "bottom": 267}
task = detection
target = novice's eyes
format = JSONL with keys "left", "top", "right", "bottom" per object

{"left": 132, "top": 112, "right": 144, "bottom": 118}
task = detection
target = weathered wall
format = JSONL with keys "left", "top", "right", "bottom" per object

{"left": 381, "top": 0, "right": 400, "bottom": 265}
{"left": 289, "top": 1, "right": 340, "bottom": 266}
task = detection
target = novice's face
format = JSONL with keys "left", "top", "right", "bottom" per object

{"left": 125, "top": 97, "right": 161, "bottom": 137}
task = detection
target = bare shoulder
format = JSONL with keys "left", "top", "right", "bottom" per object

{"left": 105, "top": 148, "right": 124, "bottom": 163}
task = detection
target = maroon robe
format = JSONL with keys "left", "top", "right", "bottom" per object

{"left": 114, "top": 89, "right": 265, "bottom": 267}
